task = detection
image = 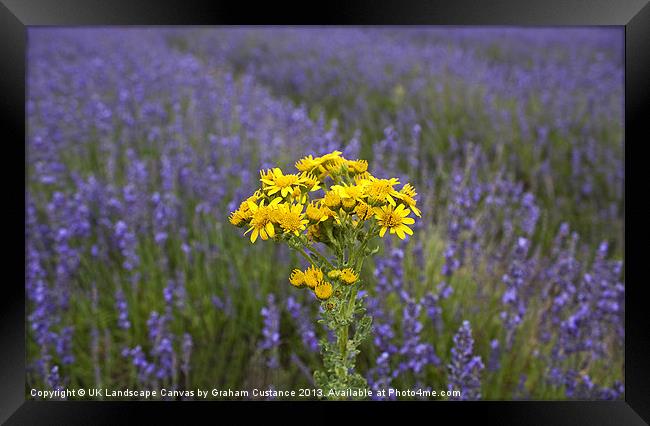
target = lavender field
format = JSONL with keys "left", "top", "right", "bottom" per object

{"left": 26, "top": 27, "right": 624, "bottom": 400}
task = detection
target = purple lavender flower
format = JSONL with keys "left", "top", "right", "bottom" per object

{"left": 500, "top": 237, "right": 533, "bottom": 348}
{"left": 520, "top": 192, "right": 540, "bottom": 237}
{"left": 286, "top": 296, "right": 319, "bottom": 353}
{"left": 122, "top": 345, "right": 155, "bottom": 384}
{"left": 260, "top": 294, "right": 281, "bottom": 369}
{"left": 146, "top": 311, "right": 176, "bottom": 381}
{"left": 396, "top": 300, "right": 440, "bottom": 375}
{"left": 447, "top": 321, "right": 484, "bottom": 400}
{"left": 181, "top": 333, "right": 193, "bottom": 377}
{"left": 368, "top": 352, "right": 396, "bottom": 400}
{"left": 488, "top": 339, "right": 501, "bottom": 372}
{"left": 47, "top": 365, "right": 65, "bottom": 395}
{"left": 113, "top": 220, "right": 139, "bottom": 277}
{"left": 211, "top": 294, "right": 234, "bottom": 318}
{"left": 422, "top": 292, "right": 443, "bottom": 333}
{"left": 564, "top": 371, "right": 624, "bottom": 400}
{"left": 115, "top": 288, "right": 131, "bottom": 330}
{"left": 55, "top": 326, "right": 75, "bottom": 365}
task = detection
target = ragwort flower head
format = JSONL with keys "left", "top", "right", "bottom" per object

{"left": 295, "top": 150, "right": 345, "bottom": 181}
{"left": 340, "top": 268, "right": 359, "bottom": 285}
{"left": 332, "top": 183, "right": 365, "bottom": 202}
{"left": 244, "top": 198, "right": 282, "bottom": 243}
{"left": 303, "top": 265, "right": 324, "bottom": 289}
{"left": 300, "top": 172, "right": 322, "bottom": 192}
{"left": 374, "top": 203, "right": 415, "bottom": 239}
{"left": 323, "top": 190, "right": 342, "bottom": 210}
{"left": 359, "top": 176, "right": 401, "bottom": 206}
{"left": 398, "top": 183, "right": 421, "bottom": 217}
{"left": 289, "top": 269, "right": 306, "bottom": 288}
{"left": 228, "top": 191, "right": 259, "bottom": 227}
{"left": 315, "top": 281, "right": 334, "bottom": 300}
{"left": 354, "top": 200, "right": 374, "bottom": 221}
{"left": 347, "top": 159, "right": 368, "bottom": 174}
{"left": 295, "top": 154, "right": 324, "bottom": 174}
{"left": 328, "top": 269, "right": 342, "bottom": 279}
{"left": 277, "top": 203, "right": 309, "bottom": 236}
{"left": 261, "top": 168, "right": 305, "bottom": 199}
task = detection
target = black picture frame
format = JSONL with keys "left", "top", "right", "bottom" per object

{"left": 2, "top": 0, "right": 648, "bottom": 424}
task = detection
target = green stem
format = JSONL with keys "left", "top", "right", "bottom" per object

{"left": 295, "top": 245, "right": 335, "bottom": 270}
{"left": 347, "top": 288, "right": 358, "bottom": 320}
{"left": 296, "top": 247, "right": 315, "bottom": 266}
{"left": 340, "top": 323, "right": 348, "bottom": 363}
{"left": 337, "top": 287, "right": 358, "bottom": 384}
{"left": 307, "top": 244, "right": 335, "bottom": 269}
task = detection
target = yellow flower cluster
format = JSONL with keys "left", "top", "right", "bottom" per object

{"left": 329, "top": 268, "right": 359, "bottom": 285}
{"left": 289, "top": 266, "right": 360, "bottom": 301}
{"left": 229, "top": 150, "right": 421, "bottom": 302}
{"left": 229, "top": 150, "right": 421, "bottom": 243}
{"left": 289, "top": 266, "right": 334, "bottom": 300}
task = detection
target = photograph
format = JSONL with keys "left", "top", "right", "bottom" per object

{"left": 25, "top": 26, "right": 625, "bottom": 401}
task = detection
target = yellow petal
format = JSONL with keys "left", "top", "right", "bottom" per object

{"left": 402, "top": 225, "right": 413, "bottom": 235}
{"left": 379, "top": 226, "right": 387, "bottom": 237}
{"left": 396, "top": 228, "right": 405, "bottom": 240}
{"left": 266, "top": 222, "right": 275, "bottom": 238}
{"left": 251, "top": 229, "right": 259, "bottom": 243}
{"left": 402, "top": 217, "right": 415, "bottom": 225}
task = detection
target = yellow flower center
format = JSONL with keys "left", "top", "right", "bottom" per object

{"left": 290, "top": 269, "right": 305, "bottom": 287}
{"left": 279, "top": 210, "right": 304, "bottom": 233}
{"left": 374, "top": 204, "right": 415, "bottom": 239}
{"left": 385, "top": 210, "right": 403, "bottom": 227}
{"left": 342, "top": 197, "right": 356, "bottom": 210}
{"left": 304, "top": 266, "right": 323, "bottom": 288}
{"left": 275, "top": 174, "right": 299, "bottom": 188}
{"left": 250, "top": 207, "right": 273, "bottom": 228}
{"left": 327, "top": 269, "right": 341, "bottom": 279}
{"left": 340, "top": 268, "right": 358, "bottom": 285}
{"left": 354, "top": 202, "right": 373, "bottom": 220}
{"left": 306, "top": 203, "right": 324, "bottom": 221}
{"left": 323, "top": 191, "right": 341, "bottom": 209}
{"left": 348, "top": 159, "right": 368, "bottom": 174}
{"left": 366, "top": 180, "right": 394, "bottom": 200}
{"left": 314, "top": 282, "right": 333, "bottom": 300}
